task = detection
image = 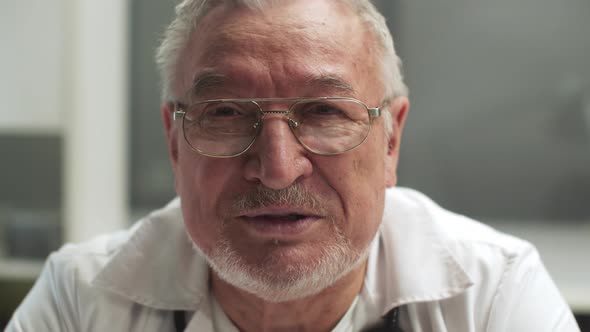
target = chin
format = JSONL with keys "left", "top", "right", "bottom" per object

{"left": 192, "top": 232, "right": 372, "bottom": 303}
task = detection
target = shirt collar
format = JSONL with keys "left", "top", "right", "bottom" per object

{"left": 93, "top": 198, "right": 208, "bottom": 310}
{"left": 92, "top": 188, "right": 473, "bottom": 312}
{"left": 364, "top": 188, "right": 473, "bottom": 316}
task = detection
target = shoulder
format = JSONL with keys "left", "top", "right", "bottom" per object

{"left": 50, "top": 229, "right": 133, "bottom": 278}
{"left": 382, "top": 188, "right": 578, "bottom": 331}
{"left": 385, "top": 187, "right": 533, "bottom": 261}
{"left": 46, "top": 218, "right": 143, "bottom": 288}
{"left": 48, "top": 198, "right": 182, "bottom": 284}
{"left": 6, "top": 200, "right": 183, "bottom": 331}
{"left": 384, "top": 187, "right": 541, "bottom": 289}
{"left": 381, "top": 187, "right": 535, "bottom": 303}
{"left": 6, "top": 224, "right": 137, "bottom": 331}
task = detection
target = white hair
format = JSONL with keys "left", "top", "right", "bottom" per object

{"left": 155, "top": 0, "right": 408, "bottom": 136}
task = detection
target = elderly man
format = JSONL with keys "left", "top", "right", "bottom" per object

{"left": 7, "top": 0, "right": 580, "bottom": 331}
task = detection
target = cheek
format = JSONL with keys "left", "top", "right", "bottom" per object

{"left": 334, "top": 141, "right": 387, "bottom": 246}
{"left": 351, "top": 134, "right": 388, "bottom": 193}
{"left": 177, "top": 164, "right": 214, "bottom": 249}
{"left": 353, "top": 160, "right": 385, "bottom": 236}
{"left": 175, "top": 152, "right": 237, "bottom": 252}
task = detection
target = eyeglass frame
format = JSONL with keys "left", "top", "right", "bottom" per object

{"left": 172, "top": 96, "right": 382, "bottom": 158}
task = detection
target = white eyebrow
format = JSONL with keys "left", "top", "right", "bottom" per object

{"left": 305, "top": 73, "right": 356, "bottom": 96}
{"left": 187, "top": 71, "right": 357, "bottom": 99}
{"left": 189, "top": 70, "right": 228, "bottom": 98}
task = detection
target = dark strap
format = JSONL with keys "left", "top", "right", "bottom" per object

{"left": 174, "top": 310, "right": 186, "bottom": 332}
{"left": 174, "top": 306, "right": 403, "bottom": 332}
{"left": 362, "top": 306, "right": 404, "bottom": 332}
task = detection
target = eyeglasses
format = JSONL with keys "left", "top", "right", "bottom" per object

{"left": 172, "top": 97, "right": 381, "bottom": 158}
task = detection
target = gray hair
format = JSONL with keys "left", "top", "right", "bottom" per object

{"left": 155, "top": 0, "right": 408, "bottom": 136}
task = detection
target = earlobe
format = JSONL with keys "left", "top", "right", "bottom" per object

{"left": 384, "top": 140, "right": 398, "bottom": 188}
{"left": 161, "top": 102, "right": 179, "bottom": 167}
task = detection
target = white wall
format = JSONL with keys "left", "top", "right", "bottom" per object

{"left": 0, "top": 0, "right": 130, "bottom": 243}
{"left": 63, "top": 0, "right": 130, "bottom": 242}
{"left": 0, "top": 0, "right": 64, "bottom": 133}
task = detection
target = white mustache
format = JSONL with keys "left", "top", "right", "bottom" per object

{"left": 229, "top": 183, "right": 326, "bottom": 215}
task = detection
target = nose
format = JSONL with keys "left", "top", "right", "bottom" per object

{"left": 242, "top": 115, "right": 313, "bottom": 189}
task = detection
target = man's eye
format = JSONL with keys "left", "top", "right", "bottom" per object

{"left": 304, "top": 104, "right": 344, "bottom": 116}
{"left": 205, "top": 106, "right": 243, "bottom": 117}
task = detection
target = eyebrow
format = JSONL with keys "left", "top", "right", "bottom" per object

{"left": 187, "top": 71, "right": 357, "bottom": 99}
{"left": 304, "top": 73, "right": 356, "bottom": 96}
{"left": 189, "top": 70, "right": 228, "bottom": 99}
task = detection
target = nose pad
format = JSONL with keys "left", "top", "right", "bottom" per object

{"left": 252, "top": 111, "right": 299, "bottom": 141}
{"left": 288, "top": 117, "right": 299, "bottom": 129}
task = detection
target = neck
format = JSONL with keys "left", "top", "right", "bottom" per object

{"left": 211, "top": 260, "right": 368, "bottom": 332}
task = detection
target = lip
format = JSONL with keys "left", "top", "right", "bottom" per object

{"left": 236, "top": 206, "right": 323, "bottom": 238}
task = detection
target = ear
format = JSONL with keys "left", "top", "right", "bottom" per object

{"left": 161, "top": 102, "right": 180, "bottom": 170}
{"left": 384, "top": 96, "right": 409, "bottom": 188}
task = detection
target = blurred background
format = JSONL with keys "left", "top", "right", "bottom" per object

{"left": 0, "top": 0, "right": 589, "bottom": 328}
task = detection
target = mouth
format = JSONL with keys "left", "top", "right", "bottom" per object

{"left": 238, "top": 208, "right": 322, "bottom": 237}
{"left": 243, "top": 213, "right": 307, "bottom": 222}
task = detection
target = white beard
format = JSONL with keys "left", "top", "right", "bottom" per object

{"left": 190, "top": 183, "right": 375, "bottom": 302}
{"left": 192, "top": 227, "right": 372, "bottom": 303}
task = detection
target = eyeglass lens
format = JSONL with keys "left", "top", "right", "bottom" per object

{"left": 181, "top": 99, "right": 372, "bottom": 156}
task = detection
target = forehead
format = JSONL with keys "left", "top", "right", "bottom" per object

{"left": 174, "top": 0, "right": 381, "bottom": 99}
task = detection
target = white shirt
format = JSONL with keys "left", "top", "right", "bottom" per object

{"left": 7, "top": 188, "right": 580, "bottom": 331}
